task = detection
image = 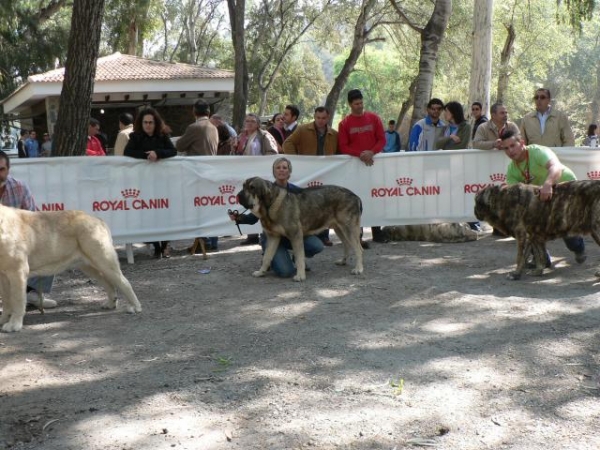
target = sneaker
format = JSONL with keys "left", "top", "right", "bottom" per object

{"left": 26, "top": 291, "right": 58, "bottom": 309}
{"left": 575, "top": 251, "right": 587, "bottom": 264}
{"left": 468, "top": 222, "right": 482, "bottom": 232}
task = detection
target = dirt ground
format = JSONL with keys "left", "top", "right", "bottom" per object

{"left": 1, "top": 228, "right": 600, "bottom": 450}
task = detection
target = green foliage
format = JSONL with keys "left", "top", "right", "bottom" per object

{"left": 556, "top": 0, "right": 595, "bottom": 32}
{"left": 0, "top": 1, "right": 71, "bottom": 99}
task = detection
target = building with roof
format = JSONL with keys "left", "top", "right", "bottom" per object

{"left": 0, "top": 52, "right": 235, "bottom": 149}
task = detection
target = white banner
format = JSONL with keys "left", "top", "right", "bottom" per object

{"left": 10, "top": 148, "right": 600, "bottom": 244}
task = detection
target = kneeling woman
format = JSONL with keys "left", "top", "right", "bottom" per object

{"left": 230, "top": 157, "right": 324, "bottom": 277}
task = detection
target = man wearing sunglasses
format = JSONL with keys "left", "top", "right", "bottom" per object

{"left": 520, "top": 88, "right": 574, "bottom": 147}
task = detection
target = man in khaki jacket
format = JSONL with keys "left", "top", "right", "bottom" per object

{"left": 176, "top": 100, "right": 218, "bottom": 155}
{"left": 520, "top": 88, "right": 574, "bottom": 147}
{"left": 472, "top": 103, "right": 520, "bottom": 150}
{"left": 283, "top": 106, "right": 338, "bottom": 246}
{"left": 113, "top": 113, "right": 134, "bottom": 156}
{"left": 282, "top": 106, "right": 338, "bottom": 156}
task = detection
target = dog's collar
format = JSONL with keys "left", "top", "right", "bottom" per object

{"left": 268, "top": 188, "right": 287, "bottom": 220}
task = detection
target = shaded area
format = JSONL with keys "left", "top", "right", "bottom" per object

{"left": 1, "top": 234, "right": 600, "bottom": 449}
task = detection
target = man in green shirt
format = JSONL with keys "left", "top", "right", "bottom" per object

{"left": 499, "top": 129, "right": 586, "bottom": 265}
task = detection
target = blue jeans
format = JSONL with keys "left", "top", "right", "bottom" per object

{"left": 27, "top": 276, "right": 54, "bottom": 294}
{"left": 538, "top": 237, "right": 585, "bottom": 266}
{"left": 260, "top": 234, "right": 324, "bottom": 278}
{"left": 564, "top": 236, "right": 585, "bottom": 254}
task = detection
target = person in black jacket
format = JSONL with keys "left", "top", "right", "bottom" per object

{"left": 124, "top": 107, "right": 177, "bottom": 258}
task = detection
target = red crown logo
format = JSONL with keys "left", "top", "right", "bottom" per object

{"left": 587, "top": 171, "right": 600, "bottom": 180}
{"left": 490, "top": 173, "right": 507, "bottom": 182}
{"left": 219, "top": 184, "right": 236, "bottom": 194}
{"left": 307, "top": 180, "right": 323, "bottom": 187}
{"left": 121, "top": 188, "right": 140, "bottom": 198}
{"left": 396, "top": 177, "right": 413, "bottom": 186}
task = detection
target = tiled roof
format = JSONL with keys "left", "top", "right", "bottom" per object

{"left": 28, "top": 52, "right": 233, "bottom": 83}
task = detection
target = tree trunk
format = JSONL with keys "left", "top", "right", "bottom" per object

{"left": 593, "top": 63, "right": 600, "bottom": 125}
{"left": 324, "top": 0, "right": 378, "bottom": 124}
{"left": 227, "top": 0, "right": 249, "bottom": 132}
{"left": 468, "top": 0, "right": 493, "bottom": 117}
{"left": 396, "top": 77, "right": 418, "bottom": 148}
{"left": 128, "top": 18, "right": 138, "bottom": 55}
{"left": 52, "top": 0, "right": 105, "bottom": 157}
{"left": 410, "top": 0, "right": 452, "bottom": 127}
{"left": 496, "top": 22, "right": 515, "bottom": 104}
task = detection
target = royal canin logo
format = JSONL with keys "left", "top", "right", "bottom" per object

{"left": 92, "top": 188, "right": 169, "bottom": 211}
{"left": 371, "top": 176, "right": 440, "bottom": 198}
{"left": 219, "top": 184, "right": 236, "bottom": 194}
{"left": 307, "top": 180, "right": 323, "bottom": 187}
{"left": 41, "top": 202, "right": 65, "bottom": 211}
{"left": 463, "top": 173, "right": 506, "bottom": 194}
{"left": 121, "top": 188, "right": 140, "bottom": 198}
{"left": 194, "top": 184, "right": 240, "bottom": 207}
{"left": 587, "top": 171, "right": 600, "bottom": 180}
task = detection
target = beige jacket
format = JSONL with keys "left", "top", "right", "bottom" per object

{"left": 520, "top": 108, "right": 575, "bottom": 147}
{"left": 175, "top": 117, "right": 219, "bottom": 156}
{"left": 472, "top": 120, "right": 520, "bottom": 150}
{"left": 282, "top": 122, "right": 338, "bottom": 155}
{"left": 113, "top": 125, "right": 133, "bottom": 156}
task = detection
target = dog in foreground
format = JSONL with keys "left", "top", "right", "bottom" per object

{"left": 0, "top": 205, "right": 142, "bottom": 332}
{"left": 474, "top": 181, "right": 600, "bottom": 280}
{"left": 237, "top": 177, "right": 364, "bottom": 281}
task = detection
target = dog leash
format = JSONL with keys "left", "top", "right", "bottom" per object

{"left": 228, "top": 208, "right": 247, "bottom": 235}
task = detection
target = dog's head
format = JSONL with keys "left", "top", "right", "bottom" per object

{"left": 237, "top": 177, "right": 274, "bottom": 215}
{"left": 474, "top": 184, "right": 503, "bottom": 222}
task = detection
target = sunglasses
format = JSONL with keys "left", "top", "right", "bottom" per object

{"left": 534, "top": 95, "right": 548, "bottom": 100}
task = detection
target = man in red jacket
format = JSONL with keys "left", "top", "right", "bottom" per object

{"left": 338, "top": 89, "right": 388, "bottom": 246}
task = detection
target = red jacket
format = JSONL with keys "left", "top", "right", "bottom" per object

{"left": 338, "top": 111, "right": 386, "bottom": 157}
{"left": 86, "top": 135, "right": 106, "bottom": 156}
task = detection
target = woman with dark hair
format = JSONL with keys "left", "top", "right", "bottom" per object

{"left": 124, "top": 107, "right": 177, "bottom": 258}
{"left": 583, "top": 124, "right": 598, "bottom": 147}
{"left": 436, "top": 101, "right": 472, "bottom": 150}
{"left": 267, "top": 112, "right": 286, "bottom": 152}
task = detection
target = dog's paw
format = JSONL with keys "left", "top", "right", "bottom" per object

{"left": 351, "top": 268, "right": 363, "bottom": 275}
{"left": 507, "top": 271, "right": 522, "bottom": 281}
{"left": 101, "top": 301, "right": 117, "bottom": 310}
{"left": 335, "top": 258, "right": 347, "bottom": 266}
{"left": 293, "top": 273, "right": 306, "bottom": 282}
{"left": 252, "top": 270, "right": 267, "bottom": 278}
{"left": 2, "top": 321, "right": 23, "bottom": 333}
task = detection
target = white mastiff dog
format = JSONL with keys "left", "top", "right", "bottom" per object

{"left": 0, "top": 205, "right": 142, "bottom": 332}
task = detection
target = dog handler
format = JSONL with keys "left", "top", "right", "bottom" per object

{"left": 229, "top": 157, "right": 324, "bottom": 278}
{"left": 0, "top": 150, "right": 57, "bottom": 308}
{"left": 498, "top": 129, "right": 586, "bottom": 266}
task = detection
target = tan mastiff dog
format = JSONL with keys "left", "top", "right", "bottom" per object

{"left": 0, "top": 205, "right": 142, "bottom": 332}
{"left": 237, "top": 177, "right": 364, "bottom": 281}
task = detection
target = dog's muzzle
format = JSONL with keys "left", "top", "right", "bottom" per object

{"left": 237, "top": 190, "right": 253, "bottom": 210}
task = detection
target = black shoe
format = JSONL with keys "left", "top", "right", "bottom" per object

{"left": 372, "top": 236, "right": 390, "bottom": 243}
{"left": 575, "top": 251, "right": 587, "bottom": 264}
{"left": 240, "top": 236, "right": 259, "bottom": 246}
{"left": 360, "top": 240, "right": 370, "bottom": 249}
